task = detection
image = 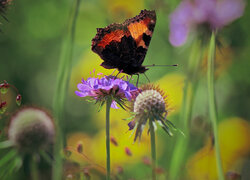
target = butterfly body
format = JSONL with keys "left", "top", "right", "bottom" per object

{"left": 91, "top": 10, "right": 156, "bottom": 75}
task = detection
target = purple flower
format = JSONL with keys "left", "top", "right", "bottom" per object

{"left": 169, "top": 0, "right": 245, "bottom": 46}
{"left": 75, "top": 75, "right": 138, "bottom": 109}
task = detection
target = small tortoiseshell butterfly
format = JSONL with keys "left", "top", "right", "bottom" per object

{"left": 91, "top": 9, "right": 156, "bottom": 75}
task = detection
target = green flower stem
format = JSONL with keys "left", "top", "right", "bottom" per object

{"left": 207, "top": 32, "right": 224, "bottom": 180}
{"left": 52, "top": 0, "right": 81, "bottom": 180}
{"left": 168, "top": 83, "right": 192, "bottom": 180}
{"left": 106, "top": 98, "right": 112, "bottom": 180}
{"left": 149, "top": 119, "right": 156, "bottom": 180}
{"left": 31, "top": 154, "right": 39, "bottom": 180}
{"left": 169, "top": 40, "right": 203, "bottom": 180}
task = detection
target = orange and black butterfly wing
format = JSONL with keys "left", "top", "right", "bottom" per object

{"left": 91, "top": 10, "right": 156, "bottom": 75}
{"left": 125, "top": 9, "right": 156, "bottom": 66}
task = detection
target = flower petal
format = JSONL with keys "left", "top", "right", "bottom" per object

{"left": 87, "top": 78, "right": 98, "bottom": 88}
{"left": 77, "top": 83, "right": 92, "bottom": 92}
{"left": 169, "top": 1, "right": 192, "bottom": 46}
{"left": 124, "top": 91, "right": 132, "bottom": 101}
{"left": 111, "top": 101, "right": 119, "bottom": 109}
{"left": 214, "top": 0, "right": 245, "bottom": 28}
{"left": 169, "top": 23, "right": 189, "bottom": 47}
{"left": 119, "top": 81, "right": 128, "bottom": 90}
{"left": 75, "top": 91, "right": 89, "bottom": 97}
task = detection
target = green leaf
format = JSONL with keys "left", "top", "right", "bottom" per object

{"left": 122, "top": 115, "right": 135, "bottom": 121}
{"left": 97, "top": 100, "right": 105, "bottom": 112}
{"left": 0, "top": 150, "right": 17, "bottom": 168}
{"left": 40, "top": 150, "right": 52, "bottom": 164}
{"left": 0, "top": 141, "right": 14, "bottom": 149}
{"left": 159, "top": 119, "right": 173, "bottom": 136}
{"left": 165, "top": 120, "right": 178, "bottom": 130}
{"left": 0, "top": 156, "right": 22, "bottom": 179}
{"left": 115, "top": 100, "right": 126, "bottom": 110}
{"left": 5, "top": 157, "right": 18, "bottom": 176}
{"left": 13, "top": 156, "right": 23, "bottom": 172}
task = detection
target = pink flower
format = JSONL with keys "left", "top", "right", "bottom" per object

{"left": 169, "top": 0, "right": 245, "bottom": 46}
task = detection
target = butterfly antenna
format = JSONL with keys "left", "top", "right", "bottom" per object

{"left": 143, "top": 73, "right": 150, "bottom": 83}
{"left": 144, "top": 64, "right": 178, "bottom": 67}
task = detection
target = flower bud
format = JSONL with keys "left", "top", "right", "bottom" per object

{"left": 128, "top": 120, "right": 135, "bottom": 130}
{"left": 77, "top": 142, "right": 83, "bottom": 153}
{"left": 64, "top": 149, "right": 72, "bottom": 157}
{"left": 8, "top": 107, "right": 55, "bottom": 153}
{"left": 125, "top": 147, "right": 132, "bottom": 156}
{"left": 83, "top": 168, "right": 91, "bottom": 179}
{"left": 0, "top": 101, "right": 7, "bottom": 114}
{"left": 110, "top": 136, "right": 118, "bottom": 146}
{"left": 155, "top": 167, "right": 164, "bottom": 174}
{"left": 115, "top": 166, "right": 123, "bottom": 174}
{"left": 0, "top": 82, "right": 9, "bottom": 94}
{"left": 142, "top": 156, "right": 151, "bottom": 166}
{"left": 16, "top": 94, "right": 22, "bottom": 106}
{"left": 226, "top": 171, "right": 241, "bottom": 180}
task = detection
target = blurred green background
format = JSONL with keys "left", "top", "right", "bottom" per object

{"left": 0, "top": 0, "right": 250, "bottom": 179}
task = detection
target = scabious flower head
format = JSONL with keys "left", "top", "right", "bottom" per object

{"left": 169, "top": 0, "right": 245, "bottom": 46}
{"left": 75, "top": 72, "right": 138, "bottom": 109}
{"left": 8, "top": 107, "right": 55, "bottom": 153}
{"left": 128, "top": 84, "right": 176, "bottom": 141}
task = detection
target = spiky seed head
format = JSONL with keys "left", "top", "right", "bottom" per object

{"left": 8, "top": 107, "right": 55, "bottom": 153}
{"left": 134, "top": 89, "right": 166, "bottom": 115}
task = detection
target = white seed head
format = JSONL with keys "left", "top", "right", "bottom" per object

{"left": 8, "top": 107, "right": 55, "bottom": 153}
{"left": 134, "top": 90, "right": 165, "bottom": 115}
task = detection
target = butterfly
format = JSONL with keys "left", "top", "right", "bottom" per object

{"left": 91, "top": 9, "right": 156, "bottom": 75}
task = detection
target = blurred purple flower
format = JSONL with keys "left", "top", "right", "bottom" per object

{"left": 169, "top": 0, "right": 245, "bottom": 46}
{"left": 75, "top": 75, "right": 138, "bottom": 109}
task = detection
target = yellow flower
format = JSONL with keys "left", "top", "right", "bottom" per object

{"left": 66, "top": 124, "right": 151, "bottom": 170}
{"left": 219, "top": 117, "right": 250, "bottom": 161}
{"left": 187, "top": 117, "right": 250, "bottom": 180}
{"left": 66, "top": 133, "right": 107, "bottom": 178}
{"left": 66, "top": 132, "right": 94, "bottom": 165}
{"left": 156, "top": 73, "right": 185, "bottom": 115}
{"left": 102, "top": 0, "right": 145, "bottom": 22}
{"left": 91, "top": 124, "right": 150, "bottom": 168}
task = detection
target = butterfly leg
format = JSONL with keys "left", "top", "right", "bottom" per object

{"left": 110, "top": 69, "right": 117, "bottom": 76}
{"left": 115, "top": 70, "right": 123, "bottom": 78}
{"left": 128, "top": 75, "right": 133, "bottom": 82}
{"left": 136, "top": 74, "right": 140, "bottom": 87}
{"left": 115, "top": 71, "right": 120, "bottom": 78}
